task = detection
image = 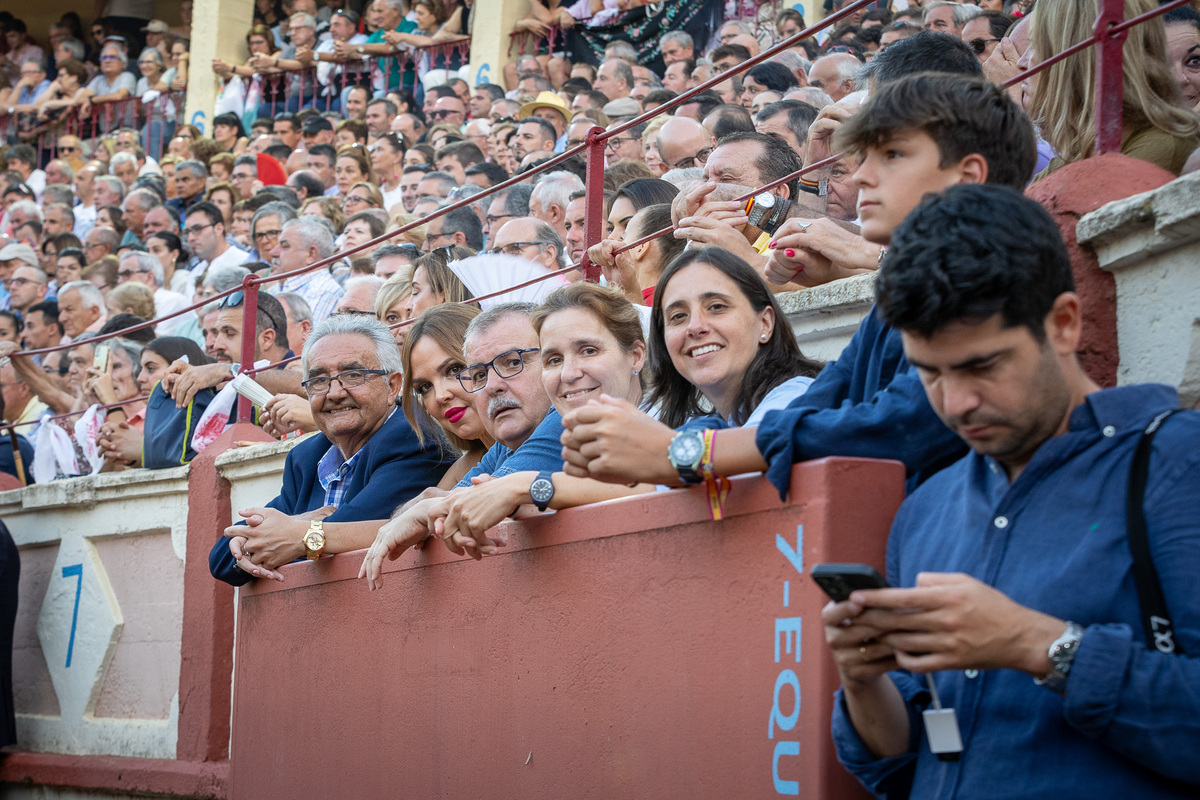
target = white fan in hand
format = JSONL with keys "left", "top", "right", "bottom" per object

{"left": 449, "top": 254, "right": 571, "bottom": 309}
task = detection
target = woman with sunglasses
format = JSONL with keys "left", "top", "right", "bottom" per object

{"left": 335, "top": 146, "right": 374, "bottom": 197}
{"left": 341, "top": 181, "right": 383, "bottom": 217}
{"left": 371, "top": 133, "right": 407, "bottom": 214}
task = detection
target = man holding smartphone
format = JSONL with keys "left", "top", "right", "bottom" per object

{"left": 821, "top": 185, "right": 1200, "bottom": 796}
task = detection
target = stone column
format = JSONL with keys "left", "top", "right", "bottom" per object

{"left": 184, "top": 0, "right": 256, "bottom": 136}
{"left": 465, "top": 0, "right": 527, "bottom": 87}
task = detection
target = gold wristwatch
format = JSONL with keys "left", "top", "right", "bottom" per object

{"left": 302, "top": 519, "right": 326, "bottom": 561}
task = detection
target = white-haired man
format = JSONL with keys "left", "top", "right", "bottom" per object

{"left": 269, "top": 217, "right": 345, "bottom": 323}
{"left": 529, "top": 171, "right": 584, "bottom": 244}
{"left": 117, "top": 251, "right": 190, "bottom": 335}
{"left": 210, "top": 315, "right": 453, "bottom": 585}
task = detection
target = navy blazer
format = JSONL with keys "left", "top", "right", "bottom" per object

{"left": 210, "top": 409, "right": 455, "bottom": 586}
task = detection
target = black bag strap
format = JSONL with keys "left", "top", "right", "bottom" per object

{"left": 1125, "top": 409, "right": 1185, "bottom": 655}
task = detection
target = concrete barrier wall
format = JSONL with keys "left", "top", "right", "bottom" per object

{"left": 1, "top": 467, "right": 192, "bottom": 760}
{"left": 228, "top": 459, "right": 905, "bottom": 800}
{"left": 1077, "top": 169, "right": 1200, "bottom": 406}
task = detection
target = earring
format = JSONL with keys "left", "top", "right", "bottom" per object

{"left": 760, "top": 334, "right": 768, "bottom": 341}
{"left": 633, "top": 368, "right": 639, "bottom": 376}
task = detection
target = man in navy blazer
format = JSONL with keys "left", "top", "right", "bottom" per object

{"left": 210, "top": 315, "right": 454, "bottom": 586}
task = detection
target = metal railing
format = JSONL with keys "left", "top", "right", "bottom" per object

{"left": 0, "top": 0, "right": 1174, "bottom": 440}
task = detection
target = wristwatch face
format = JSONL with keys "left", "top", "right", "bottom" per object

{"left": 303, "top": 529, "right": 324, "bottom": 550}
{"left": 753, "top": 191, "right": 775, "bottom": 209}
{"left": 530, "top": 478, "right": 554, "bottom": 506}
{"left": 669, "top": 432, "right": 704, "bottom": 469}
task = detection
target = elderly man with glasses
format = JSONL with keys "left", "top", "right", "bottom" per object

{"left": 209, "top": 315, "right": 452, "bottom": 585}
{"left": 360, "top": 302, "right": 568, "bottom": 584}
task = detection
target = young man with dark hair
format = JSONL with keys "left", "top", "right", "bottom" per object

{"left": 826, "top": 183, "right": 1200, "bottom": 796}
{"left": 561, "top": 72, "right": 1036, "bottom": 499}
{"left": 464, "top": 161, "right": 509, "bottom": 189}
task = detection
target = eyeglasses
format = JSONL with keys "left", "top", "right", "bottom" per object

{"left": 253, "top": 228, "right": 282, "bottom": 242}
{"left": 485, "top": 213, "right": 515, "bottom": 227}
{"left": 84, "top": 241, "right": 106, "bottom": 250}
{"left": 491, "top": 240, "right": 549, "bottom": 257}
{"left": 343, "top": 195, "right": 370, "bottom": 206}
{"left": 671, "top": 146, "right": 714, "bottom": 170}
{"left": 424, "top": 231, "right": 456, "bottom": 246}
{"left": 457, "top": 348, "right": 539, "bottom": 393}
{"left": 100, "top": 55, "right": 122, "bottom": 62}
{"left": 605, "top": 137, "right": 639, "bottom": 152}
{"left": 58, "top": 145, "right": 77, "bottom": 152}
{"left": 302, "top": 368, "right": 390, "bottom": 396}
{"left": 116, "top": 268, "right": 151, "bottom": 279}
{"left": 3, "top": 277, "right": 45, "bottom": 288}
{"left": 430, "top": 109, "right": 463, "bottom": 120}
{"left": 968, "top": 37, "right": 1002, "bottom": 54}
{"left": 183, "top": 222, "right": 214, "bottom": 237}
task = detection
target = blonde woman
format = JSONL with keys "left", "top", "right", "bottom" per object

{"left": 641, "top": 114, "right": 671, "bottom": 176}
{"left": 375, "top": 269, "right": 414, "bottom": 347}
{"left": 1023, "top": 0, "right": 1200, "bottom": 178}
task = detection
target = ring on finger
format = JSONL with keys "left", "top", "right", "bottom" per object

{"left": 860, "top": 645, "right": 869, "bottom": 662}
{"left": 797, "top": 222, "right": 812, "bottom": 232}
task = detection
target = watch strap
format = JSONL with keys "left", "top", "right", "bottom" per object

{"left": 303, "top": 519, "right": 326, "bottom": 560}
{"left": 530, "top": 470, "right": 555, "bottom": 512}
{"left": 1034, "top": 621, "right": 1085, "bottom": 694}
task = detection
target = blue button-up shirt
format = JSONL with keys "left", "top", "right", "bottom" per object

{"left": 316, "top": 442, "right": 361, "bottom": 509}
{"left": 833, "top": 384, "right": 1200, "bottom": 797}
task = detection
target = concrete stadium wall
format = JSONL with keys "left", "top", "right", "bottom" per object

{"left": 227, "top": 458, "right": 904, "bottom": 800}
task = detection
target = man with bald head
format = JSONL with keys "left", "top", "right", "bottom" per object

{"left": 142, "top": 206, "right": 179, "bottom": 237}
{"left": 431, "top": 96, "right": 467, "bottom": 130}
{"left": 657, "top": 117, "right": 715, "bottom": 172}
{"left": 807, "top": 53, "right": 863, "bottom": 102}
{"left": 593, "top": 59, "right": 634, "bottom": 101}
{"left": 494, "top": 217, "right": 573, "bottom": 279}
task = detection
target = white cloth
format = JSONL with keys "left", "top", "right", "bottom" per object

{"left": 315, "top": 34, "right": 367, "bottom": 94}
{"left": 170, "top": 269, "right": 195, "bottom": 300}
{"left": 199, "top": 244, "right": 252, "bottom": 276}
{"left": 32, "top": 418, "right": 79, "bottom": 482}
{"left": 742, "top": 375, "right": 815, "bottom": 428}
{"left": 73, "top": 203, "right": 97, "bottom": 239}
{"left": 153, "top": 287, "right": 192, "bottom": 336}
{"left": 381, "top": 183, "right": 404, "bottom": 215}
{"left": 25, "top": 169, "right": 46, "bottom": 201}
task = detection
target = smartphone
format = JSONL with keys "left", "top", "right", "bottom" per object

{"left": 93, "top": 345, "right": 110, "bottom": 373}
{"left": 811, "top": 563, "right": 889, "bottom": 603}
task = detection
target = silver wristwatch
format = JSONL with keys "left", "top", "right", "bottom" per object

{"left": 1034, "top": 622, "right": 1085, "bottom": 694}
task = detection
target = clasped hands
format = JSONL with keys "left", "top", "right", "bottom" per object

{"left": 821, "top": 572, "right": 1065, "bottom": 688}
{"left": 223, "top": 504, "right": 336, "bottom": 582}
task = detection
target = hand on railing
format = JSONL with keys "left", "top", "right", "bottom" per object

{"left": 160, "top": 359, "right": 234, "bottom": 409}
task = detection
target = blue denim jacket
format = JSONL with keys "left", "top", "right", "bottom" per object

{"left": 832, "top": 384, "right": 1200, "bottom": 797}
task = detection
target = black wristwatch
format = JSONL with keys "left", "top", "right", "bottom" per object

{"left": 667, "top": 430, "right": 705, "bottom": 485}
{"left": 529, "top": 471, "right": 555, "bottom": 512}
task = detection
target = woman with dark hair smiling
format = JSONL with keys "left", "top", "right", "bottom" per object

{"left": 212, "top": 111, "right": 249, "bottom": 154}
{"left": 647, "top": 247, "right": 822, "bottom": 429}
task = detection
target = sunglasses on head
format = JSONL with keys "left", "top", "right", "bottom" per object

{"left": 218, "top": 289, "right": 285, "bottom": 333}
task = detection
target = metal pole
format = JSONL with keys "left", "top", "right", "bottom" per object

{"left": 581, "top": 126, "right": 607, "bottom": 284}
{"left": 236, "top": 278, "right": 259, "bottom": 423}
{"left": 1094, "top": 0, "right": 1128, "bottom": 154}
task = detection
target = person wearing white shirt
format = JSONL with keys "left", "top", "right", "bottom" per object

{"left": 300, "top": 8, "right": 367, "bottom": 112}
{"left": 116, "top": 251, "right": 191, "bottom": 336}
{"left": 184, "top": 202, "right": 250, "bottom": 277}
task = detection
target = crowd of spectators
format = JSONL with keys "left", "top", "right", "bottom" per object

{"left": 0, "top": 0, "right": 1198, "bottom": 792}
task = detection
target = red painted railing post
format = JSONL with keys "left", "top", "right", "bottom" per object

{"left": 236, "top": 278, "right": 259, "bottom": 423}
{"left": 1095, "top": 0, "right": 1128, "bottom": 154}
{"left": 580, "top": 127, "right": 607, "bottom": 283}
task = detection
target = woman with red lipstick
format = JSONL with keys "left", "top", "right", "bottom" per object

{"left": 647, "top": 248, "right": 823, "bottom": 429}
{"left": 401, "top": 303, "right": 494, "bottom": 488}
